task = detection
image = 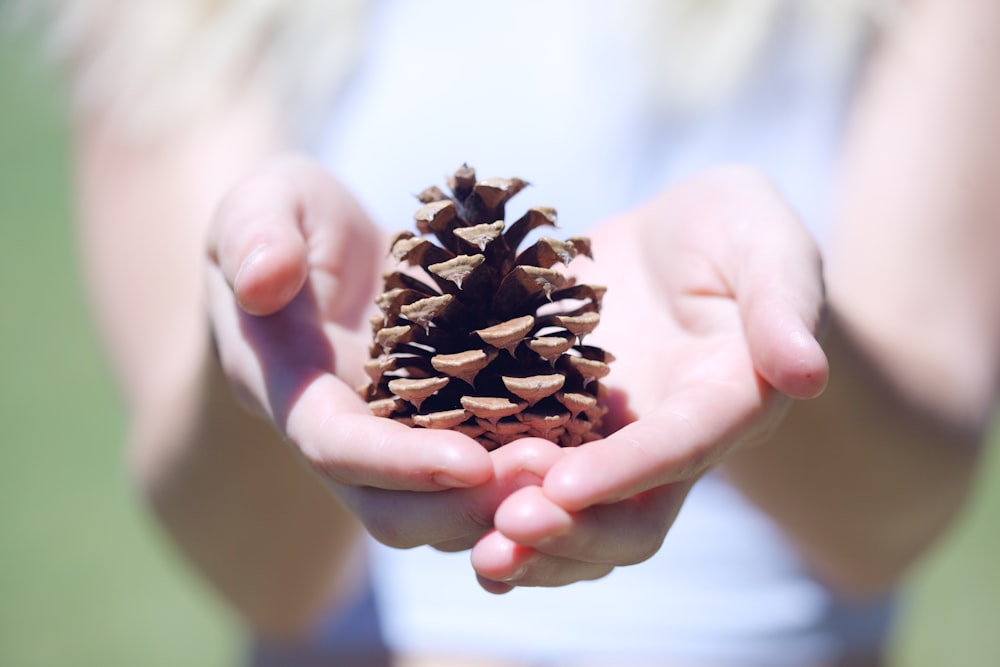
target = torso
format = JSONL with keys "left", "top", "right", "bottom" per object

{"left": 297, "top": 2, "right": 896, "bottom": 666}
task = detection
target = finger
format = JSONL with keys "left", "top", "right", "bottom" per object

{"left": 288, "top": 375, "right": 494, "bottom": 491}
{"left": 738, "top": 243, "right": 828, "bottom": 400}
{"left": 742, "top": 291, "right": 829, "bottom": 399}
{"left": 644, "top": 166, "right": 829, "bottom": 399}
{"left": 337, "top": 438, "right": 563, "bottom": 549}
{"left": 207, "top": 155, "right": 381, "bottom": 322}
{"left": 476, "top": 575, "right": 515, "bottom": 595}
{"left": 429, "top": 438, "right": 565, "bottom": 552}
{"left": 208, "top": 161, "right": 312, "bottom": 316}
{"left": 338, "top": 484, "right": 495, "bottom": 549}
{"left": 212, "top": 263, "right": 495, "bottom": 494}
{"left": 432, "top": 535, "right": 482, "bottom": 553}
{"left": 494, "top": 483, "right": 690, "bottom": 565}
{"left": 543, "top": 375, "right": 761, "bottom": 511}
{"left": 471, "top": 530, "right": 613, "bottom": 589}
{"left": 729, "top": 175, "right": 829, "bottom": 399}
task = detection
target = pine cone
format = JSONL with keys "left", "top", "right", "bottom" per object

{"left": 361, "top": 164, "right": 613, "bottom": 449}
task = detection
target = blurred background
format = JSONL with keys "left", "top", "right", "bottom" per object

{"left": 2, "top": 23, "right": 999, "bottom": 667}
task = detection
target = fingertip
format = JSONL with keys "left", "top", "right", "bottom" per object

{"left": 494, "top": 486, "right": 572, "bottom": 545}
{"left": 541, "top": 449, "right": 602, "bottom": 512}
{"left": 233, "top": 240, "right": 309, "bottom": 316}
{"left": 542, "top": 434, "right": 660, "bottom": 512}
{"left": 409, "top": 428, "right": 494, "bottom": 489}
{"left": 793, "top": 339, "right": 829, "bottom": 399}
{"left": 770, "top": 326, "right": 830, "bottom": 400}
{"left": 747, "top": 295, "right": 829, "bottom": 400}
{"left": 489, "top": 437, "right": 563, "bottom": 480}
{"left": 471, "top": 530, "right": 533, "bottom": 586}
{"left": 292, "top": 404, "right": 494, "bottom": 491}
{"left": 476, "top": 575, "right": 515, "bottom": 595}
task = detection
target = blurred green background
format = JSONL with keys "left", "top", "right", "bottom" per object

{"left": 2, "top": 25, "right": 999, "bottom": 667}
{"left": 0, "top": 28, "right": 238, "bottom": 667}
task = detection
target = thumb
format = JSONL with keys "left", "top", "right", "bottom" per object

{"left": 734, "top": 192, "right": 829, "bottom": 399}
{"left": 644, "top": 165, "right": 830, "bottom": 399}
{"left": 741, "top": 287, "right": 829, "bottom": 399}
{"left": 207, "top": 157, "right": 315, "bottom": 316}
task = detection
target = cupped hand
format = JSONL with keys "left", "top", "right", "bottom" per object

{"left": 473, "top": 165, "right": 829, "bottom": 591}
{"left": 206, "top": 155, "right": 502, "bottom": 548}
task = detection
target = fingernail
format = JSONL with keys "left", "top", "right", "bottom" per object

{"left": 512, "top": 470, "right": 544, "bottom": 488}
{"left": 536, "top": 524, "right": 571, "bottom": 547}
{"left": 477, "top": 576, "right": 514, "bottom": 595}
{"left": 432, "top": 471, "right": 474, "bottom": 488}
{"left": 235, "top": 244, "right": 268, "bottom": 291}
{"left": 503, "top": 566, "right": 528, "bottom": 583}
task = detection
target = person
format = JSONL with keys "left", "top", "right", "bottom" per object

{"left": 51, "top": 0, "right": 1000, "bottom": 665}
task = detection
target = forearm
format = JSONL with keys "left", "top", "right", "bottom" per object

{"left": 827, "top": 0, "right": 1000, "bottom": 425}
{"left": 723, "top": 0, "right": 1000, "bottom": 596}
{"left": 723, "top": 310, "right": 982, "bottom": 596}
{"left": 133, "top": 336, "right": 364, "bottom": 639}
{"left": 75, "top": 100, "right": 364, "bottom": 638}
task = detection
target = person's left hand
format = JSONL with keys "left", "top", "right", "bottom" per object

{"left": 469, "top": 166, "right": 829, "bottom": 592}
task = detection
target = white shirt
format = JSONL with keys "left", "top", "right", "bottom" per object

{"left": 309, "top": 1, "right": 894, "bottom": 664}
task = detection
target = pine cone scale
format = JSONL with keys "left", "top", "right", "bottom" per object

{"left": 361, "top": 165, "right": 613, "bottom": 448}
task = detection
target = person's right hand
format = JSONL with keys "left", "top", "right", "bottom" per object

{"left": 470, "top": 166, "right": 829, "bottom": 592}
{"left": 205, "top": 155, "right": 526, "bottom": 550}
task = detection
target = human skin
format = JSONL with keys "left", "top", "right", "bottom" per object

{"left": 71, "top": 0, "right": 999, "bottom": 657}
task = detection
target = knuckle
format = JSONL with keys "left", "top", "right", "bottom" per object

{"left": 617, "top": 537, "right": 663, "bottom": 567}
{"left": 460, "top": 500, "right": 495, "bottom": 535}
{"left": 358, "top": 508, "right": 418, "bottom": 549}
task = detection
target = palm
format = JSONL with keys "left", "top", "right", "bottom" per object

{"left": 472, "top": 169, "right": 828, "bottom": 590}
{"left": 207, "top": 157, "right": 494, "bottom": 513}
{"left": 208, "top": 160, "right": 828, "bottom": 587}
{"left": 546, "top": 170, "right": 828, "bottom": 508}
{"left": 217, "top": 215, "right": 383, "bottom": 430}
{"left": 581, "top": 211, "right": 771, "bottom": 458}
